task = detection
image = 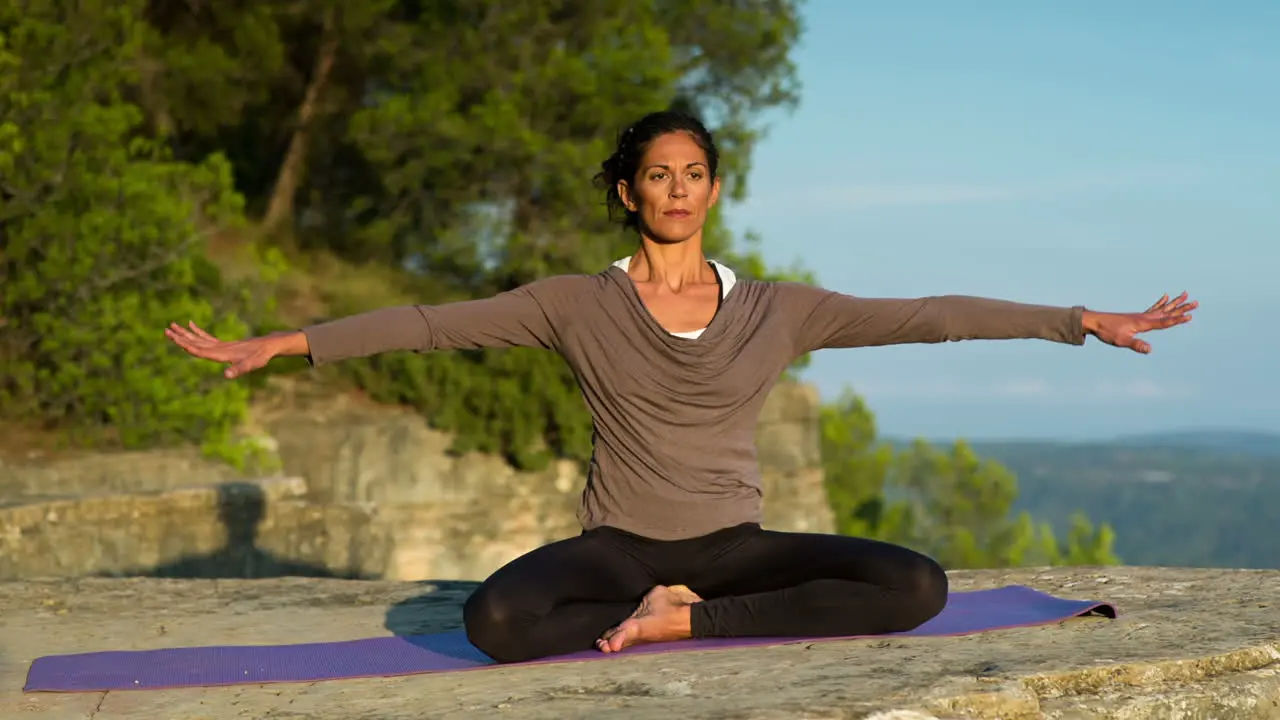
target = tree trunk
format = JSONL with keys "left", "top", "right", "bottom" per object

{"left": 135, "top": 53, "right": 175, "bottom": 139}
{"left": 262, "top": 21, "right": 339, "bottom": 235}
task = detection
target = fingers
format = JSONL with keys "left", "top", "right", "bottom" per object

{"left": 165, "top": 323, "right": 238, "bottom": 362}
{"left": 187, "top": 321, "right": 221, "bottom": 343}
{"left": 1129, "top": 338, "right": 1152, "bottom": 354}
{"left": 1135, "top": 312, "right": 1193, "bottom": 332}
{"left": 1162, "top": 292, "right": 1196, "bottom": 316}
{"left": 165, "top": 325, "right": 213, "bottom": 354}
{"left": 1146, "top": 292, "right": 1197, "bottom": 316}
{"left": 224, "top": 359, "right": 254, "bottom": 379}
{"left": 225, "top": 349, "right": 273, "bottom": 379}
{"left": 168, "top": 322, "right": 218, "bottom": 345}
{"left": 1134, "top": 292, "right": 1197, "bottom": 336}
{"left": 166, "top": 323, "right": 207, "bottom": 345}
{"left": 166, "top": 325, "right": 212, "bottom": 351}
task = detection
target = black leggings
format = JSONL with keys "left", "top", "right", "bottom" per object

{"left": 463, "top": 522, "right": 948, "bottom": 663}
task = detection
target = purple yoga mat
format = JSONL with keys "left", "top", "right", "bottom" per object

{"left": 23, "top": 585, "right": 1115, "bottom": 693}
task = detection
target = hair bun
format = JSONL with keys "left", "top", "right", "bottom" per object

{"left": 599, "top": 154, "right": 620, "bottom": 182}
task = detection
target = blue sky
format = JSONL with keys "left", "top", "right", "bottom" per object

{"left": 725, "top": 1, "right": 1278, "bottom": 441}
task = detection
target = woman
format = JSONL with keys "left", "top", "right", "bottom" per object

{"left": 167, "top": 110, "right": 1195, "bottom": 663}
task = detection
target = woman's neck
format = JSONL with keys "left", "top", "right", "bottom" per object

{"left": 629, "top": 235, "right": 712, "bottom": 292}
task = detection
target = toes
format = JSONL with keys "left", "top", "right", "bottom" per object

{"left": 597, "top": 625, "right": 620, "bottom": 652}
{"left": 599, "top": 621, "right": 635, "bottom": 653}
{"left": 606, "top": 632, "right": 627, "bottom": 653}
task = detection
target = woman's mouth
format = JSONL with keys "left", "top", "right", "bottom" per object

{"left": 663, "top": 210, "right": 691, "bottom": 218}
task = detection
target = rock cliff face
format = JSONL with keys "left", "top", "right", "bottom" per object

{"left": 0, "top": 380, "right": 833, "bottom": 582}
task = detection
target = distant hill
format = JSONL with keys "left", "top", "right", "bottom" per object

{"left": 895, "top": 429, "right": 1280, "bottom": 457}
{"left": 1107, "top": 429, "right": 1280, "bottom": 457}
{"left": 885, "top": 430, "right": 1280, "bottom": 570}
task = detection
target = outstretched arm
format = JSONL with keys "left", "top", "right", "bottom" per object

{"left": 782, "top": 283, "right": 1195, "bottom": 355}
{"left": 166, "top": 275, "right": 590, "bottom": 378}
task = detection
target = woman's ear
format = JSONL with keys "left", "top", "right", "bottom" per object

{"left": 617, "top": 180, "right": 637, "bottom": 212}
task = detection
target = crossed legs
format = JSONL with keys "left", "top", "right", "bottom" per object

{"left": 463, "top": 523, "right": 948, "bottom": 664}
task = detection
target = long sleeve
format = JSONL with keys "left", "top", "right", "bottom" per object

{"left": 774, "top": 282, "right": 1086, "bottom": 354}
{"left": 301, "top": 274, "right": 592, "bottom": 367}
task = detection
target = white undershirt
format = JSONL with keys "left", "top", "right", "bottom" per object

{"left": 611, "top": 256, "right": 738, "bottom": 339}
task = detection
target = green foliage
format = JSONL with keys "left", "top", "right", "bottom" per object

{"left": 47, "top": 0, "right": 803, "bottom": 469}
{"left": 133, "top": 2, "right": 288, "bottom": 138}
{"left": 342, "top": 348, "right": 593, "bottom": 471}
{"left": 201, "top": 430, "right": 284, "bottom": 476}
{"left": 331, "top": 1, "right": 802, "bottom": 278}
{"left": 820, "top": 391, "right": 895, "bottom": 537}
{"left": 821, "top": 390, "right": 1121, "bottom": 569}
{"left": 0, "top": 1, "right": 259, "bottom": 454}
{"left": 278, "top": 0, "right": 802, "bottom": 468}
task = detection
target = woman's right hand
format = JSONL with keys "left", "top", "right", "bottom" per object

{"left": 165, "top": 322, "right": 306, "bottom": 379}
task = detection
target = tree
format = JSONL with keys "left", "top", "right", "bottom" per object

{"left": 94, "top": 1, "right": 808, "bottom": 469}
{"left": 132, "top": 0, "right": 410, "bottom": 232}
{"left": 1, "top": 0, "right": 808, "bottom": 470}
{"left": 131, "top": 0, "right": 802, "bottom": 277}
{"left": 820, "top": 390, "right": 895, "bottom": 538}
{"left": 0, "top": 0, "right": 274, "bottom": 458}
{"left": 819, "top": 388, "right": 1120, "bottom": 568}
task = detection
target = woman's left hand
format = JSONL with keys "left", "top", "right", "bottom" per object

{"left": 1083, "top": 292, "right": 1197, "bottom": 354}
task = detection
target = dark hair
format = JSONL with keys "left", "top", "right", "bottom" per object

{"left": 594, "top": 110, "right": 720, "bottom": 230}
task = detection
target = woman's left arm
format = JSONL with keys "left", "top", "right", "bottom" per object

{"left": 780, "top": 283, "right": 1195, "bottom": 354}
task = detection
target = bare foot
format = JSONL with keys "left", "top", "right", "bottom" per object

{"left": 597, "top": 585, "right": 698, "bottom": 653}
{"left": 616, "top": 583, "right": 703, "bottom": 625}
{"left": 667, "top": 584, "right": 704, "bottom": 604}
{"left": 619, "top": 584, "right": 703, "bottom": 621}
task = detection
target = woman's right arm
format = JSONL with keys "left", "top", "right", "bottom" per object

{"left": 166, "top": 275, "right": 592, "bottom": 378}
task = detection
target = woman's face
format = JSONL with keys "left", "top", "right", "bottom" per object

{"left": 618, "top": 131, "right": 721, "bottom": 244}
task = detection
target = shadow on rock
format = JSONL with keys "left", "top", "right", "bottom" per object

{"left": 104, "top": 481, "right": 371, "bottom": 580}
{"left": 384, "top": 580, "right": 481, "bottom": 636}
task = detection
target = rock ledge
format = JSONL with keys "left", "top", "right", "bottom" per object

{"left": 4, "top": 567, "right": 1278, "bottom": 719}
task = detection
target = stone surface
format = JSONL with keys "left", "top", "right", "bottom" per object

{"left": 0, "top": 380, "right": 833, "bottom": 583}
{"left": 3, "top": 567, "right": 1279, "bottom": 719}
